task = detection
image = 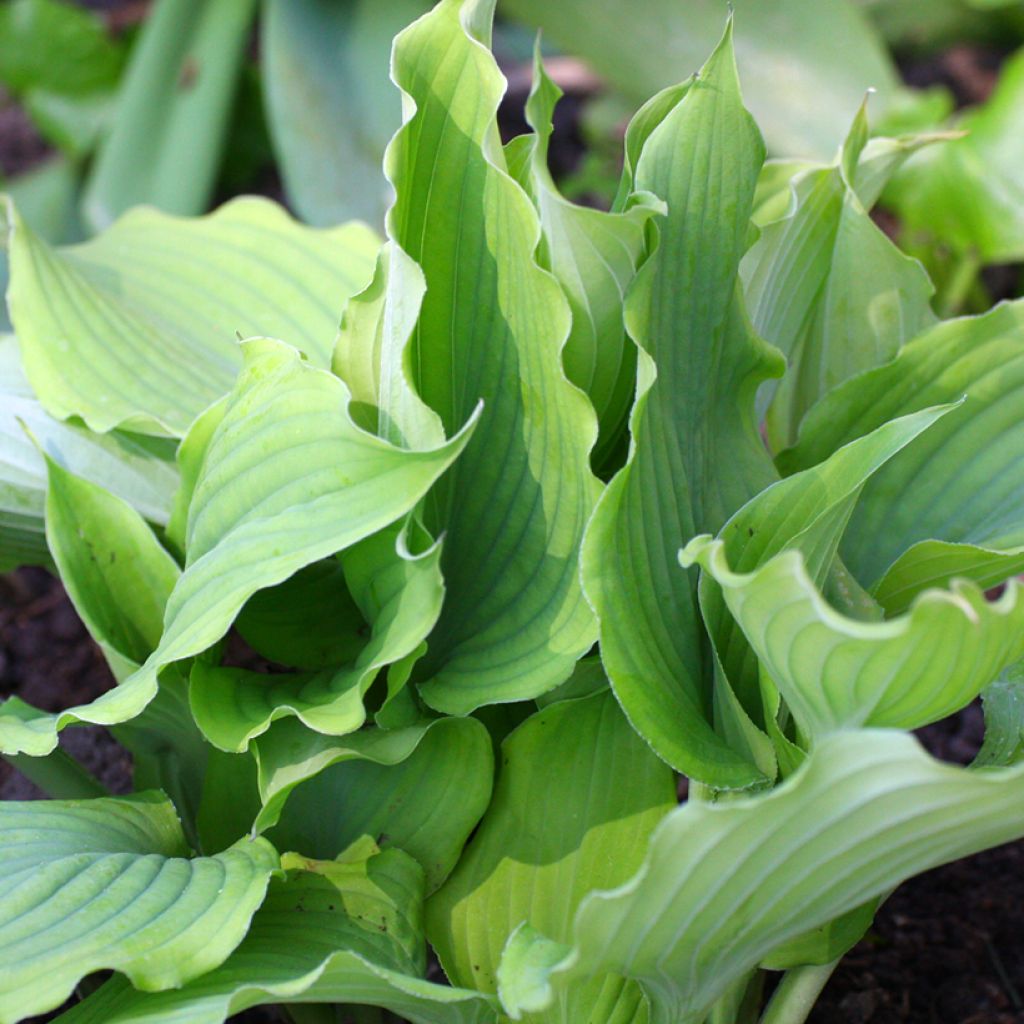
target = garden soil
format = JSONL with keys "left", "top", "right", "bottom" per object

{"left": 3, "top": 568, "right": 1024, "bottom": 1024}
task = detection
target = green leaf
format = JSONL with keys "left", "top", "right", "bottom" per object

{"left": 0, "top": 0, "right": 123, "bottom": 96}
{"left": 0, "top": 449, "right": 186, "bottom": 755}
{"left": 0, "top": 793, "right": 279, "bottom": 1022}
{"left": 189, "top": 521, "right": 446, "bottom": 750}
{"left": 0, "top": 336, "right": 177, "bottom": 571}
{"left": 3, "top": 196, "right": 379, "bottom": 436}
{"left": 121, "top": 338, "right": 474, "bottom": 744}
{"left": 497, "top": 730, "right": 1024, "bottom": 1024}
{"left": 511, "top": 47, "right": 660, "bottom": 471}
{"left": 742, "top": 105, "right": 935, "bottom": 448}
{"left": 81, "top": 0, "right": 257, "bottom": 231}
{"left": 43, "top": 455, "right": 180, "bottom": 668}
{"left": 384, "top": 0, "right": 600, "bottom": 712}
{"left": 500, "top": 0, "right": 900, "bottom": 161}
{"left": 235, "top": 558, "right": 368, "bottom": 671}
{"left": 976, "top": 660, "right": 1024, "bottom": 768}
{"left": 887, "top": 46, "right": 1024, "bottom": 263}
{"left": 581, "top": 24, "right": 785, "bottom": 788}
{"left": 779, "top": 301, "right": 1024, "bottom": 611}
{"left": 684, "top": 536, "right": 1024, "bottom": 737}
{"left": 427, "top": 691, "right": 675, "bottom": 1022}
{"left": 55, "top": 855, "right": 498, "bottom": 1024}
{"left": 255, "top": 716, "right": 493, "bottom": 892}
{"left": 696, "top": 405, "right": 952, "bottom": 743}
{"left": 261, "top": 0, "right": 427, "bottom": 227}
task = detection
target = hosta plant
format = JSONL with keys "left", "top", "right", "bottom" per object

{"left": 4, "top": 2, "right": 1024, "bottom": 1023}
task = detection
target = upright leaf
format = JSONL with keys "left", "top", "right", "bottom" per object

{"left": 581, "top": 25, "right": 785, "bottom": 787}
{"left": 500, "top": 0, "right": 900, "bottom": 161}
{"left": 779, "top": 302, "right": 1024, "bottom": 610}
{"left": 261, "top": 0, "right": 427, "bottom": 226}
{"left": 384, "top": 0, "right": 600, "bottom": 711}
{"left": 498, "top": 731, "right": 1024, "bottom": 1024}
{"left": 3, "top": 196, "right": 378, "bottom": 435}
{"left": 0, "top": 793, "right": 278, "bottom": 1022}
{"left": 742, "top": 105, "right": 935, "bottom": 448}
{"left": 81, "top": 0, "right": 257, "bottom": 230}
{"left": 428, "top": 691, "right": 675, "bottom": 1023}
{"left": 510, "top": 49, "right": 659, "bottom": 470}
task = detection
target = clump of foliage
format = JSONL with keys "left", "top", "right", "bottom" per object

{"left": 3, "top": 1, "right": 1024, "bottom": 1023}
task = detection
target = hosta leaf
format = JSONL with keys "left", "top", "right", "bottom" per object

{"left": 510, "top": 48, "right": 659, "bottom": 470}
{"left": 256, "top": 715, "right": 493, "bottom": 892}
{"left": 234, "top": 558, "right": 367, "bottom": 671}
{"left": 385, "top": 0, "right": 600, "bottom": 712}
{"left": 123, "top": 338, "right": 475, "bottom": 741}
{"left": 886, "top": 47, "right": 1024, "bottom": 263}
{"left": 189, "top": 521, "right": 445, "bottom": 750}
{"left": 696, "top": 406, "right": 952, "bottom": 736}
{"left": 976, "top": 660, "right": 1024, "bottom": 768}
{"left": 498, "top": 730, "right": 1024, "bottom": 1024}
{"left": 427, "top": 691, "right": 675, "bottom": 1023}
{"left": 0, "top": 793, "right": 278, "bottom": 1022}
{"left": 261, "top": 0, "right": 426, "bottom": 227}
{"left": 501, "top": 0, "right": 899, "bottom": 161}
{"left": 332, "top": 240, "right": 445, "bottom": 450}
{"left": 742, "top": 105, "right": 935, "bottom": 448}
{"left": 55, "top": 852, "right": 498, "bottom": 1024}
{"left": 779, "top": 301, "right": 1024, "bottom": 611}
{"left": 0, "top": 454, "right": 185, "bottom": 755}
{"left": 81, "top": 0, "right": 257, "bottom": 231}
{"left": 0, "top": 336, "right": 177, "bottom": 571}
{"left": 581, "top": 24, "right": 785, "bottom": 787}
{"left": 3, "top": 196, "right": 379, "bottom": 435}
{"left": 684, "top": 537, "right": 1024, "bottom": 736}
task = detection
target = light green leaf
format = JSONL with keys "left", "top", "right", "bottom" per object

{"left": 779, "top": 301, "right": 1024, "bottom": 611}
{"left": 684, "top": 537, "right": 1024, "bottom": 737}
{"left": 0, "top": 793, "right": 279, "bottom": 1022}
{"left": 497, "top": 730, "right": 1024, "bottom": 1024}
{"left": 696, "top": 405, "right": 952, "bottom": 740}
{"left": 742, "top": 105, "right": 935, "bottom": 448}
{"left": 55, "top": 853, "right": 498, "bottom": 1024}
{"left": 123, "top": 337, "right": 475, "bottom": 744}
{"left": 581, "top": 24, "right": 785, "bottom": 787}
{"left": 0, "top": 336, "right": 177, "bottom": 571}
{"left": 261, "top": 0, "right": 427, "bottom": 227}
{"left": 3, "top": 196, "right": 379, "bottom": 435}
{"left": 385, "top": 0, "right": 600, "bottom": 711}
{"left": 332, "top": 240, "right": 445, "bottom": 450}
{"left": 256, "top": 715, "right": 493, "bottom": 892}
{"left": 427, "top": 691, "right": 675, "bottom": 1022}
{"left": 81, "top": 0, "right": 257, "bottom": 231}
{"left": 500, "top": 0, "right": 900, "bottom": 161}
{"left": 887, "top": 46, "right": 1024, "bottom": 263}
{"left": 512, "top": 47, "right": 659, "bottom": 470}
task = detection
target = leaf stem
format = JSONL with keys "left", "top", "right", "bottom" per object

{"left": 758, "top": 960, "right": 841, "bottom": 1024}
{"left": 2, "top": 749, "right": 108, "bottom": 800}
